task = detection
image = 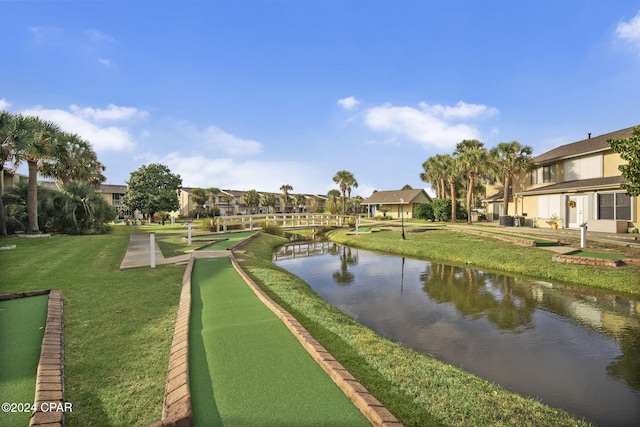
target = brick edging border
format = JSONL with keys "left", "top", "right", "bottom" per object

{"left": 30, "top": 290, "right": 65, "bottom": 427}
{"left": 229, "top": 253, "right": 403, "bottom": 427}
{"left": 148, "top": 257, "right": 194, "bottom": 427}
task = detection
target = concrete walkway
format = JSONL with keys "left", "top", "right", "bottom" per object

{"left": 119, "top": 234, "right": 192, "bottom": 269}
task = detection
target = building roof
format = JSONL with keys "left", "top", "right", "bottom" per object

{"left": 363, "top": 189, "right": 431, "bottom": 204}
{"left": 533, "top": 126, "right": 636, "bottom": 165}
{"left": 516, "top": 175, "right": 625, "bottom": 196}
{"left": 97, "top": 184, "right": 128, "bottom": 194}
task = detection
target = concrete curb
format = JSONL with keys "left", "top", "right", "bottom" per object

{"left": 147, "top": 258, "right": 195, "bottom": 427}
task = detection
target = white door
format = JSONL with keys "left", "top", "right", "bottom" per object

{"left": 567, "top": 195, "right": 589, "bottom": 228}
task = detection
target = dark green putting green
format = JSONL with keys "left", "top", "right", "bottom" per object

{"left": 0, "top": 294, "right": 48, "bottom": 427}
{"left": 189, "top": 257, "right": 370, "bottom": 426}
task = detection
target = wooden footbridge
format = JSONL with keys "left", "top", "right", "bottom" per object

{"left": 214, "top": 213, "right": 350, "bottom": 233}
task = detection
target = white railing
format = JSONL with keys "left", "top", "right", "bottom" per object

{"left": 214, "top": 213, "right": 349, "bottom": 232}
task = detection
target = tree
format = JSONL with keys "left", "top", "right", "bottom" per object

{"left": 242, "top": 189, "right": 260, "bottom": 214}
{"left": 608, "top": 126, "right": 640, "bottom": 196}
{"left": 280, "top": 184, "right": 293, "bottom": 213}
{"left": 190, "top": 188, "right": 209, "bottom": 217}
{"left": 222, "top": 193, "right": 235, "bottom": 215}
{"left": 293, "top": 194, "right": 306, "bottom": 212}
{"left": 40, "top": 132, "right": 106, "bottom": 188}
{"left": 261, "top": 192, "right": 277, "bottom": 214}
{"left": 53, "top": 181, "right": 115, "bottom": 234}
{"left": 332, "top": 170, "right": 358, "bottom": 215}
{"left": 489, "top": 141, "right": 533, "bottom": 216}
{"left": 327, "top": 189, "right": 341, "bottom": 214}
{"left": 207, "top": 187, "right": 221, "bottom": 212}
{"left": 420, "top": 154, "right": 451, "bottom": 199}
{"left": 12, "top": 115, "right": 62, "bottom": 234}
{"left": 455, "top": 139, "right": 488, "bottom": 224}
{"left": 122, "top": 164, "right": 182, "bottom": 220}
{"left": 0, "top": 111, "right": 18, "bottom": 236}
{"left": 401, "top": 184, "right": 413, "bottom": 190}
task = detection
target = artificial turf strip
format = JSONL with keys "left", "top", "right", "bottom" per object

{"left": 189, "top": 257, "right": 370, "bottom": 427}
{"left": 0, "top": 294, "right": 48, "bottom": 427}
{"left": 199, "top": 231, "right": 256, "bottom": 250}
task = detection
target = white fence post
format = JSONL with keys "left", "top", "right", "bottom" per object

{"left": 150, "top": 232, "right": 156, "bottom": 269}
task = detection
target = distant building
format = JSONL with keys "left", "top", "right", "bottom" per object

{"left": 362, "top": 188, "right": 432, "bottom": 219}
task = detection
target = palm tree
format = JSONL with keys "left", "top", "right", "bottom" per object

{"left": 280, "top": 184, "right": 293, "bottom": 213}
{"left": 242, "top": 189, "right": 260, "bottom": 214}
{"left": 293, "top": 194, "right": 306, "bottom": 213}
{"left": 13, "top": 115, "right": 62, "bottom": 234}
{"left": 207, "top": 187, "right": 221, "bottom": 213}
{"left": 446, "top": 155, "right": 461, "bottom": 223}
{"left": 261, "top": 192, "right": 277, "bottom": 214}
{"left": 39, "top": 132, "right": 105, "bottom": 188}
{"left": 420, "top": 154, "right": 452, "bottom": 199}
{"left": 327, "top": 189, "right": 341, "bottom": 214}
{"left": 222, "top": 193, "right": 235, "bottom": 215}
{"left": 332, "top": 170, "right": 358, "bottom": 215}
{"left": 455, "top": 139, "right": 489, "bottom": 224}
{"left": 0, "top": 111, "right": 18, "bottom": 236}
{"left": 489, "top": 141, "right": 533, "bottom": 216}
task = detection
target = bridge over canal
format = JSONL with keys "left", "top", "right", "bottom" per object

{"left": 214, "top": 213, "right": 351, "bottom": 233}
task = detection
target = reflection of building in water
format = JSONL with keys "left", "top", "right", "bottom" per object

{"left": 273, "top": 241, "right": 339, "bottom": 260}
{"left": 530, "top": 281, "right": 639, "bottom": 337}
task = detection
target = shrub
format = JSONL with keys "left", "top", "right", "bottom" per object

{"left": 258, "top": 220, "right": 283, "bottom": 236}
{"left": 431, "top": 198, "right": 466, "bottom": 221}
{"left": 414, "top": 203, "right": 435, "bottom": 221}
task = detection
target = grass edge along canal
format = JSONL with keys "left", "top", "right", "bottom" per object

{"left": 329, "top": 227, "right": 640, "bottom": 297}
{"left": 189, "top": 256, "right": 370, "bottom": 426}
{"left": 235, "top": 233, "right": 590, "bottom": 427}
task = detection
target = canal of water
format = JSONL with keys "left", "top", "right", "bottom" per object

{"left": 273, "top": 240, "right": 640, "bottom": 426}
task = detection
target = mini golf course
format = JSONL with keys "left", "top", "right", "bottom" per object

{"left": 199, "top": 231, "right": 257, "bottom": 251}
{"left": 189, "top": 257, "right": 370, "bottom": 426}
{"left": 0, "top": 294, "right": 48, "bottom": 427}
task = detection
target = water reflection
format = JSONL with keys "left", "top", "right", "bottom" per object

{"left": 274, "top": 242, "right": 640, "bottom": 426}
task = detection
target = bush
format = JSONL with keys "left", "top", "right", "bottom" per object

{"left": 431, "top": 198, "right": 466, "bottom": 221}
{"left": 258, "top": 220, "right": 283, "bottom": 236}
{"left": 414, "top": 203, "right": 435, "bottom": 221}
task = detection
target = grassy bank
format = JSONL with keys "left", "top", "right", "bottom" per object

{"left": 236, "top": 233, "right": 589, "bottom": 427}
{"left": 0, "top": 227, "right": 184, "bottom": 426}
{"left": 328, "top": 228, "right": 640, "bottom": 297}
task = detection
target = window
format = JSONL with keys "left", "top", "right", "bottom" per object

{"left": 542, "top": 165, "right": 556, "bottom": 183}
{"left": 598, "top": 192, "right": 631, "bottom": 220}
{"left": 530, "top": 165, "right": 556, "bottom": 185}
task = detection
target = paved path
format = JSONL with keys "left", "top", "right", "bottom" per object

{"left": 119, "top": 234, "right": 192, "bottom": 269}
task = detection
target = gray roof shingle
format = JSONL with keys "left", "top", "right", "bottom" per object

{"left": 533, "top": 126, "right": 636, "bottom": 165}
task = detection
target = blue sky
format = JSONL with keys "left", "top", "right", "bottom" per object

{"left": 2, "top": 1, "right": 640, "bottom": 197}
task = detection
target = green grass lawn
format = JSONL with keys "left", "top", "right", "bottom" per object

{"left": 328, "top": 228, "right": 640, "bottom": 297}
{"left": 0, "top": 228, "right": 184, "bottom": 426}
{"left": 0, "top": 294, "right": 48, "bottom": 427}
{"left": 189, "top": 257, "right": 369, "bottom": 426}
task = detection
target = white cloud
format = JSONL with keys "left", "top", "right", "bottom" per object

{"left": 0, "top": 99, "right": 10, "bottom": 110}
{"left": 364, "top": 101, "right": 496, "bottom": 149}
{"left": 69, "top": 104, "right": 147, "bottom": 121}
{"left": 156, "top": 152, "right": 328, "bottom": 193}
{"left": 419, "top": 101, "right": 498, "bottom": 120}
{"left": 202, "top": 125, "right": 262, "bottom": 156}
{"left": 20, "top": 104, "right": 147, "bottom": 152}
{"left": 177, "top": 122, "right": 263, "bottom": 156}
{"left": 98, "top": 58, "right": 113, "bottom": 66}
{"left": 337, "top": 96, "right": 361, "bottom": 110}
{"left": 617, "top": 11, "right": 640, "bottom": 44}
